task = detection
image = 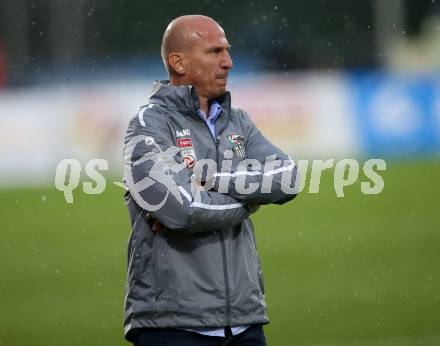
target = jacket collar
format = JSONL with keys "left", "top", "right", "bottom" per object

{"left": 148, "top": 80, "right": 231, "bottom": 117}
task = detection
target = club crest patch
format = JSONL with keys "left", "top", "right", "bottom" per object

{"left": 176, "top": 129, "right": 197, "bottom": 169}
{"left": 226, "top": 134, "right": 246, "bottom": 159}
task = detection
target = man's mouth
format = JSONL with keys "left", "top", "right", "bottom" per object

{"left": 216, "top": 75, "right": 228, "bottom": 84}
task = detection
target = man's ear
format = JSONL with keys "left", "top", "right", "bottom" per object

{"left": 168, "top": 53, "right": 185, "bottom": 75}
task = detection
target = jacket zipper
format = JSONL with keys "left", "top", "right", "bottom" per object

{"left": 218, "top": 230, "right": 231, "bottom": 326}
{"left": 196, "top": 111, "right": 232, "bottom": 326}
{"left": 216, "top": 136, "right": 231, "bottom": 326}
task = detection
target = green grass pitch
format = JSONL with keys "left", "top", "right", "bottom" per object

{"left": 1, "top": 161, "right": 439, "bottom": 345}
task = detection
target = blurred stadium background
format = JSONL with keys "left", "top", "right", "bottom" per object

{"left": 1, "top": 0, "right": 440, "bottom": 345}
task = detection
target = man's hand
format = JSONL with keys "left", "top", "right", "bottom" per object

{"left": 152, "top": 219, "right": 162, "bottom": 232}
{"left": 146, "top": 212, "right": 163, "bottom": 232}
{"left": 248, "top": 204, "right": 260, "bottom": 214}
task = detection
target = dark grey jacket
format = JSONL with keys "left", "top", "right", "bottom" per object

{"left": 123, "top": 81, "right": 298, "bottom": 341}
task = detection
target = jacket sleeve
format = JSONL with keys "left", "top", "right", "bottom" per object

{"left": 214, "top": 110, "right": 299, "bottom": 205}
{"left": 123, "top": 110, "right": 250, "bottom": 233}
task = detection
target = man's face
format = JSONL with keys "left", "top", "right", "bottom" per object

{"left": 184, "top": 25, "right": 233, "bottom": 100}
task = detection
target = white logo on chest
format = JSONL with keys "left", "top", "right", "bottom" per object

{"left": 176, "top": 128, "right": 191, "bottom": 138}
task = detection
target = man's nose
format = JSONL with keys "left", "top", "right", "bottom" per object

{"left": 221, "top": 51, "right": 233, "bottom": 70}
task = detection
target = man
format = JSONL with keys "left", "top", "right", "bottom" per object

{"left": 123, "top": 15, "right": 299, "bottom": 346}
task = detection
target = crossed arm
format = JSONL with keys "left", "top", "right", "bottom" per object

{"left": 124, "top": 111, "right": 298, "bottom": 233}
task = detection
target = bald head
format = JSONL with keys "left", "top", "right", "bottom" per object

{"left": 161, "top": 15, "right": 225, "bottom": 75}
{"left": 159, "top": 15, "right": 233, "bottom": 103}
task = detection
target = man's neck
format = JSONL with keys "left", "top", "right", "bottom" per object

{"left": 169, "top": 77, "right": 209, "bottom": 117}
{"left": 199, "top": 96, "right": 209, "bottom": 117}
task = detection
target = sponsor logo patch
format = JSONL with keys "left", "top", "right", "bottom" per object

{"left": 183, "top": 155, "right": 195, "bottom": 169}
{"left": 176, "top": 138, "right": 193, "bottom": 148}
{"left": 176, "top": 128, "right": 191, "bottom": 138}
{"left": 176, "top": 129, "right": 197, "bottom": 169}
